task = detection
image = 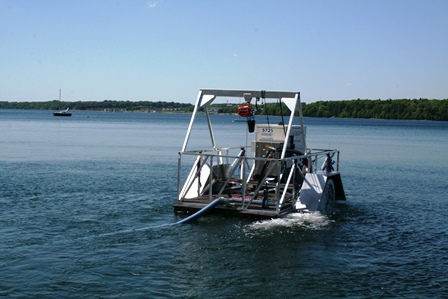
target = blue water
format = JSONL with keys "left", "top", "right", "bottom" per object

{"left": 1, "top": 109, "right": 448, "bottom": 298}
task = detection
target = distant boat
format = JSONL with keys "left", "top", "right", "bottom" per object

{"left": 53, "top": 89, "right": 72, "bottom": 117}
{"left": 53, "top": 108, "right": 72, "bottom": 117}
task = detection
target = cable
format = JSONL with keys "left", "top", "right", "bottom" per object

{"left": 278, "top": 98, "right": 286, "bottom": 136}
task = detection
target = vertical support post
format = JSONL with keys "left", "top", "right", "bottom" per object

{"left": 297, "top": 92, "right": 307, "bottom": 153}
{"left": 275, "top": 161, "right": 282, "bottom": 213}
{"left": 241, "top": 157, "right": 247, "bottom": 208}
{"left": 336, "top": 151, "right": 340, "bottom": 172}
{"left": 209, "top": 155, "right": 214, "bottom": 201}
{"left": 177, "top": 152, "right": 182, "bottom": 201}
{"left": 205, "top": 108, "right": 217, "bottom": 150}
{"left": 182, "top": 91, "right": 203, "bottom": 152}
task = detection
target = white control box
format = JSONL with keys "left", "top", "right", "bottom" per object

{"left": 254, "top": 124, "right": 306, "bottom": 153}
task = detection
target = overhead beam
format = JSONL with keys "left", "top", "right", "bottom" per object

{"left": 200, "top": 89, "right": 299, "bottom": 99}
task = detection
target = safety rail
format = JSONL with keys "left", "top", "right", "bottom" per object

{"left": 177, "top": 146, "right": 340, "bottom": 214}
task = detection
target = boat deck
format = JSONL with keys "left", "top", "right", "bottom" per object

{"left": 173, "top": 199, "right": 294, "bottom": 219}
{"left": 174, "top": 178, "right": 296, "bottom": 219}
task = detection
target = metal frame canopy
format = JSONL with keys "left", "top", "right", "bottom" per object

{"left": 201, "top": 89, "right": 298, "bottom": 97}
{"left": 198, "top": 89, "right": 300, "bottom": 109}
{"left": 181, "top": 89, "right": 305, "bottom": 157}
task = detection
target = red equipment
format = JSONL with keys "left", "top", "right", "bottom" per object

{"left": 237, "top": 103, "right": 253, "bottom": 117}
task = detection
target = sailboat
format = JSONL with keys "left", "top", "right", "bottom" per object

{"left": 53, "top": 89, "right": 72, "bottom": 117}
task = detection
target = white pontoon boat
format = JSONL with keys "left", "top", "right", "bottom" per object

{"left": 174, "top": 89, "right": 345, "bottom": 220}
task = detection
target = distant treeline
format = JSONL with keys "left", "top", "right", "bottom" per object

{"left": 302, "top": 98, "right": 448, "bottom": 121}
{"left": 212, "top": 98, "right": 448, "bottom": 121}
{"left": 1, "top": 98, "right": 447, "bottom": 120}
{"left": 0, "top": 100, "right": 194, "bottom": 112}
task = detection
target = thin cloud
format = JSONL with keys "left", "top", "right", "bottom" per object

{"left": 147, "top": 0, "right": 162, "bottom": 9}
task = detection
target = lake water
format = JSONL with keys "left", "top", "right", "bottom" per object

{"left": 1, "top": 109, "right": 447, "bottom": 298}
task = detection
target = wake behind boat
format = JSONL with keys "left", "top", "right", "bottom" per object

{"left": 174, "top": 89, "right": 346, "bottom": 221}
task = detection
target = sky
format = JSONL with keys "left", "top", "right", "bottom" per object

{"left": 1, "top": 0, "right": 447, "bottom": 104}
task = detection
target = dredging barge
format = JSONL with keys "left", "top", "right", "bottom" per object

{"left": 174, "top": 89, "right": 345, "bottom": 220}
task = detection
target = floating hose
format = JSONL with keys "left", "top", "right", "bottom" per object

{"left": 175, "top": 197, "right": 223, "bottom": 224}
